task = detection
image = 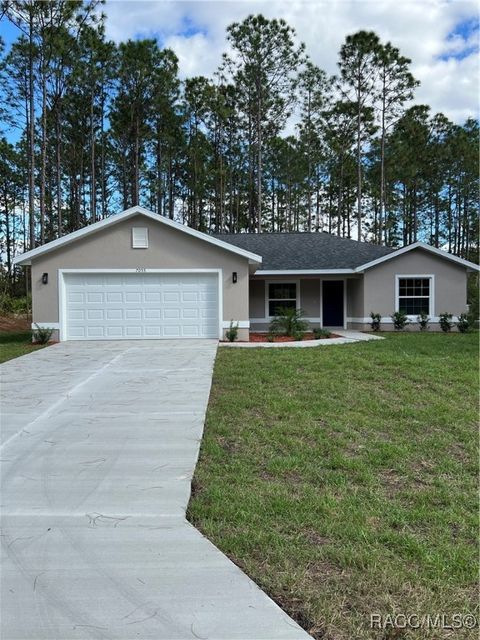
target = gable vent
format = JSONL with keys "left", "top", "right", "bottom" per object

{"left": 132, "top": 227, "right": 149, "bottom": 249}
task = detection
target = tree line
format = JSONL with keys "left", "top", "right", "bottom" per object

{"left": 0, "top": 1, "right": 478, "bottom": 286}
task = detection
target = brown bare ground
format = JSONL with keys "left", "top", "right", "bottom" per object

{"left": 0, "top": 314, "right": 31, "bottom": 331}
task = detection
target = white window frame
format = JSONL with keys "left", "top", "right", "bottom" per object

{"left": 265, "top": 280, "right": 300, "bottom": 319}
{"left": 132, "top": 227, "right": 149, "bottom": 249}
{"left": 395, "top": 274, "right": 435, "bottom": 318}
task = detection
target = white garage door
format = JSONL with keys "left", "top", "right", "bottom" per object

{"left": 63, "top": 272, "right": 219, "bottom": 340}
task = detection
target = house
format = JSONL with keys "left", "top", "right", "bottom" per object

{"left": 13, "top": 206, "right": 479, "bottom": 341}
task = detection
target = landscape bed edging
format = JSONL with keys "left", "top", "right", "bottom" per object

{"left": 220, "top": 332, "right": 384, "bottom": 348}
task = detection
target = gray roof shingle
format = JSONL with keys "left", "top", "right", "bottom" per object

{"left": 212, "top": 232, "right": 394, "bottom": 270}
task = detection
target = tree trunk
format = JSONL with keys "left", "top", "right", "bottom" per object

{"left": 56, "top": 108, "right": 62, "bottom": 236}
{"left": 356, "top": 74, "right": 362, "bottom": 241}
{"left": 257, "top": 111, "right": 262, "bottom": 233}
{"left": 100, "top": 81, "right": 107, "bottom": 219}
{"left": 133, "top": 116, "right": 140, "bottom": 206}
{"left": 28, "top": 12, "right": 36, "bottom": 249}
{"left": 379, "top": 76, "right": 386, "bottom": 245}
{"left": 156, "top": 132, "right": 162, "bottom": 216}
{"left": 40, "top": 67, "right": 47, "bottom": 244}
{"left": 90, "top": 89, "right": 96, "bottom": 222}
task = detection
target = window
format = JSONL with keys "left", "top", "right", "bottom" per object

{"left": 397, "top": 277, "right": 432, "bottom": 315}
{"left": 132, "top": 227, "right": 148, "bottom": 249}
{"left": 268, "top": 282, "right": 297, "bottom": 317}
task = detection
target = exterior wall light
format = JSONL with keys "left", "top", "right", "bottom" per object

{"left": 232, "top": 272, "right": 237, "bottom": 284}
{"left": 42, "top": 273, "right": 48, "bottom": 285}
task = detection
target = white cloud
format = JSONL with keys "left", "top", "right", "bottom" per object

{"left": 104, "top": 0, "right": 479, "bottom": 123}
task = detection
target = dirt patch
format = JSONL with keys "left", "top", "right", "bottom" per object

{"left": 303, "top": 529, "right": 331, "bottom": 546}
{"left": 0, "top": 314, "right": 31, "bottom": 331}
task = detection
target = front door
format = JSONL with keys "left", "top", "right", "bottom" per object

{"left": 322, "top": 280, "right": 344, "bottom": 327}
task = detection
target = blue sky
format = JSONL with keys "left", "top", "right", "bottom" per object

{"left": 1, "top": 0, "right": 479, "bottom": 124}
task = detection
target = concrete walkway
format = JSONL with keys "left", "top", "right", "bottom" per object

{"left": 1, "top": 341, "right": 311, "bottom": 640}
{"left": 220, "top": 329, "right": 384, "bottom": 348}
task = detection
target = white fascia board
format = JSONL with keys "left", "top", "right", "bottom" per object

{"left": 254, "top": 269, "right": 355, "bottom": 276}
{"left": 355, "top": 242, "right": 480, "bottom": 272}
{"left": 13, "top": 206, "right": 263, "bottom": 266}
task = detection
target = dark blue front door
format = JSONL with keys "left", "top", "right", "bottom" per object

{"left": 322, "top": 280, "right": 344, "bottom": 327}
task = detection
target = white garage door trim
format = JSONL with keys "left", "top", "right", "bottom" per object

{"left": 58, "top": 268, "right": 223, "bottom": 341}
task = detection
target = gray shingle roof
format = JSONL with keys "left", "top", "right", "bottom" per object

{"left": 212, "top": 232, "right": 394, "bottom": 270}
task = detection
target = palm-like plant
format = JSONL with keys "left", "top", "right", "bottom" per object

{"left": 269, "top": 307, "right": 309, "bottom": 337}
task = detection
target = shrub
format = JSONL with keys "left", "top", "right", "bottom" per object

{"left": 313, "top": 328, "right": 331, "bottom": 339}
{"left": 391, "top": 310, "right": 409, "bottom": 330}
{"left": 370, "top": 312, "right": 381, "bottom": 331}
{"left": 269, "top": 307, "right": 309, "bottom": 337}
{"left": 32, "top": 324, "right": 54, "bottom": 344}
{"left": 467, "top": 273, "right": 479, "bottom": 327}
{"left": 292, "top": 331, "right": 305, "bottom": 341}
{"left": 266, "top": 333, "right": 275, "bottom": 342}
{"left": 225, "top": 320, "right": 239, "bottom": 342}
{"left": 457, "top": 313, "right": 470, "bottom": 333}
{"left": 439, "top": 312, "right": 453, "bottom": 332}
{"left": 0, "top": 293, "right": 31, "bottom": 315}
{"left": 417, "top": 310, "right": 430, "bottom": 331}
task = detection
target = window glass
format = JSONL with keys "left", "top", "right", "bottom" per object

{"left": 398, "top": 277, "right": 431, "bottom": 316}
{"left": 268, "top": 283, "right": 296, "bottom": 300}
{"left": 268, "top": 282, "right": 297, "bottom": 317}
{"left": 269, "top": 299, "right": 296, "bottom": 316}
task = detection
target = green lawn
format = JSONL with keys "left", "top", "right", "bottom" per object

{"left": 188, "top": 333, "right": 479, "bottom": 640}
{"left": 0, "top": 331, "right": 46, "bottom": 364}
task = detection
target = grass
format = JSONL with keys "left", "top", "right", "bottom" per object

{"left": 188, "top": 333, "right": 479, "bottom": 640}
{"left": 0, "top": 330, "right": 46, "bottom": 363}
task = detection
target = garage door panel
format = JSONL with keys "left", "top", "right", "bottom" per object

{"left": 87, "top": 309, "right": 104, "bottom": 320}
{"left": 106, "top": 292, "right": 123, "bottom": 303}
{"left": 84, "top": 275, "right": 104, "bottom": 286}
{"left": 68, "top": 292, "right": 84, "bottom": 304}
{"left": 106, "top": 309, "right": 123, "bottom": 320}
{"left": 105, "top": 326, "right": 123, "bottom": 338}
{"left": 64, "top": 273, "right": 219, "bottom": 340}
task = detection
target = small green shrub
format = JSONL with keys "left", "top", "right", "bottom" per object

{"left": 467, "top": 273, "right": 479, "bottom": 327}
{"left": 417, "top": 310, "right": 430, "bottom": 331}
{"left": 266, "top": 333, "right": 275, "bottom": 342}
{"left": 391, "top": 310, "right": 409, "bottom": 330}
{"left": 225, "top": 320, "right": 239, "bottom": 342}
{"left": 0, "top": 293, "right": 31, "bottom": 315}
{"left": 439, "top": 312, "right": 453, "bottom": 332}
{"left": 313, "top": 328, "right": 331, "bottom": 339}
{"left": 370, "top": 312, "right": 381, "bottom": 331}
{"left": 32, "top": 324, "right": 54, "bottom": 344}
{"left": 269, "top": 307, "right": 309, "bottom": 337}
{"left": 292, "top": 331, "right": 305, "bottom": 341}
{"left": 457, "top": 313, "right": 470, "bottom": 333}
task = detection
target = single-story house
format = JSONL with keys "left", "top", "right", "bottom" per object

{"left": 13, "top": 205, "right": 479, "bottom": 341}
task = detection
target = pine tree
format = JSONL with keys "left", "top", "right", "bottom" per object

{"left": 337, "top": 30, "right": 380, "bottom": 240}
{"left": 222, "top": 14, "right": 305, "bottom": 232}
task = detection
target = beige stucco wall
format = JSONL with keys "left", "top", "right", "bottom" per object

{"left": 300, "top": 280, "right": 320, "bottom": 317}
{"left": 249, "top": 279, "right": 265, "bottom": 318}
{"left": 346, "top": 278, "right": 364, "bottom": 318}
{"left": 30, "top": 215, "right": 250, "bottom": 335}
{"left": 363, "top": 248, "right": 468, "bottom": 319}
{"left": 249, "top": 276, "right": 351, "bottom": 331}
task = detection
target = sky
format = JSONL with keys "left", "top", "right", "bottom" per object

{"left": 1, "top": 0, "right": 479, "bottom": 124}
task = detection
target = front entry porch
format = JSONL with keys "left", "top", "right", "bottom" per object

{"left": 249, "top": 276, "right": 356, "bottom": 332}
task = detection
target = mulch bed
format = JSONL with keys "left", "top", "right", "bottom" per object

{"left": 246, "top": 332, "right": 341, "bottom": 343}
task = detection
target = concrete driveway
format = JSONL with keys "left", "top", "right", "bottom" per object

{"left": 1, "top": 341, "right": 311, "bottom": 640}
